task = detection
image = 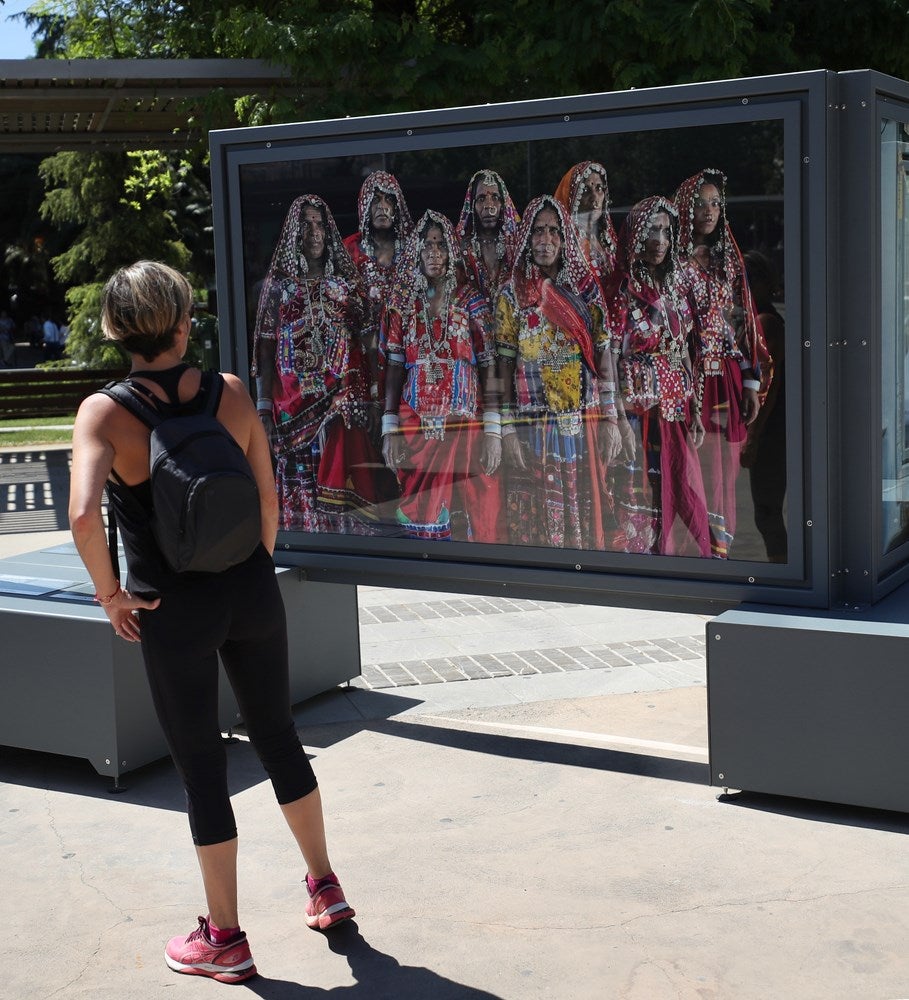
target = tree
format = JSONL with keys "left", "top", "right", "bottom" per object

{"left": 38, "top": 150, "right": 192, "bottom": 365}
{"left": 19, "top": 0, "right": 909, "bottom": 366}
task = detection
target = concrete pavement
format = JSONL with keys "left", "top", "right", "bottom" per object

{"left": 1, "top": 514, "right": 908, "bottom": 998}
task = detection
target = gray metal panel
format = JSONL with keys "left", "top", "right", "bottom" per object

{"left": 209, "top": 69, "right": 831, "bottom": 150}
{"left": 835, "top": 73, "right": 881, "bottom": 604}
{"left": 0, "top": 607, "right": 156, "bottom": 778}
{"left": 277, "top": 569, "right": 361, "bottom": 703}
{"left": 0, "top": 552, "right": 361, "bottom": 780}
{"left": 707, "top": 609, "right": 909, "bottom": 813}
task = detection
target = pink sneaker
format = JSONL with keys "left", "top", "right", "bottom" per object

{"left": 305, "top": 872, "right": 355, "bottom": 930}
{"left": 164, "top": 916, "right": 257, "bottom": 983}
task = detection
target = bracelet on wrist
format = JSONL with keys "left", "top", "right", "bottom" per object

{"left": 483, "top": 408, "right": 502, "bottom": 437}
{"left": 94, "top": 581, "right": 121, "bottom": 606}
{"left": 502, "top": 423, "right": 517, "bottom": 437}
{"left": 742, "top": 378, "right": 760, "bottom": 392}
{"left": 381, "top": 413, "right": 400, "bottom": 436}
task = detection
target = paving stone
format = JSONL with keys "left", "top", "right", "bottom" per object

{"left": 368, "top": 607, "right": 401, "bottom": 623}
{"left": 455, "top": 658, "right": 492, "bottom": 679}
{"left": 428, "top": 659, "right": 471, "bottom": 681}
{"left": 374, "top": 663, "right": 419, "bottom": 686}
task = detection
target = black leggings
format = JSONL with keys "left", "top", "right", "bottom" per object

{"left": 139, "top": 546, "right": 317, "bottom": 846}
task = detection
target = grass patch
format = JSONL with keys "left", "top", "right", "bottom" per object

{"left": 0, "top": 415, "right": 75, "bottom": 448}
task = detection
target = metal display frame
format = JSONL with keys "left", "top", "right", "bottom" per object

{"left": 210, "top": 70, "right": 835, "bottom": 615}
{"left": 836, "top": 70, "right": 909, "bottom": 605}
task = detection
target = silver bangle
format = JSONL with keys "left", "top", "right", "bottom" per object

{"left": 742, "top": 378, "right": 760, "bottom": 392}
{"left": 381, "top": 413, "right": 400, "bottom": 436}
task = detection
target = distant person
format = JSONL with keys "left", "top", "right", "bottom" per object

{"left": 42, "top": 315, "right": 62, "bottom": 360}
{"left": 69, "top": 260, "right": 355, "bottom": 985}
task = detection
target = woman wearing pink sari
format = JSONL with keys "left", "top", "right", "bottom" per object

{"left": 674, "top": 169, "right": 770, "bottom": 558}
{"left": 381, "top": 211, "right": 503, "bottom": 542}
{"left": 252, "top": 195, "right": 392, "bottom": 534}
{"left": 606, "top": 197, "right": 711, "bottom": 557}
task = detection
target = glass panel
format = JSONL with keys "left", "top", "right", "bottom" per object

{"left": 239, "top": 120, "right": 787, "bottom": 562}
{"left": 881, "top": 118, "right": 909, "bottom": 554}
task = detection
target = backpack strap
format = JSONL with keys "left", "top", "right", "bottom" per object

{"left": 98, "top": 379, "right": 162, "bottom": 429}
{"left": 201, "top": 370, "right": 225, "bottom": 418}
{"left": 96, "top": 379, "right": 162, "bottom": 581}
{"left": 104, "top": 484, "right": 121, "bottom": 581}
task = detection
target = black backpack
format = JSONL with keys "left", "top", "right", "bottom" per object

{"left": 101, "top": 371, "right": 262, "bottom": 574}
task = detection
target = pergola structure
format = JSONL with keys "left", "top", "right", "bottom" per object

{"left": 0, "top": 58, "right": 293, "bottom": 151}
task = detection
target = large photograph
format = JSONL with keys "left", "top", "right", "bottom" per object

{"left": 239, "top": 120, "right": 787, "bottom": 563}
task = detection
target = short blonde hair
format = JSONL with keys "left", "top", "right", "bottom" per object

{"left": 101, "top": 260, "right": 193, "bottom": 362}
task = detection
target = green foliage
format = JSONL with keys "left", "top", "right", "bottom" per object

{"left": 38, "top": 151, "right": 193, "bottom": 366}
{"left": 19, "top": 0, "right": 909, "bottom": 369}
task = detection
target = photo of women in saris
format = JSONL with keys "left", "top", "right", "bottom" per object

{"left": 381, "top": 210, "right": 503, "bottom": 542}
{"left": 673, "top": 168, "right": 771, "bottom": 558}
{"left": 553, "top": 160, "right": 618, "bottom": 295}
{"left": 606, "top": 196, "right": 712, "bottom": 557}
{"left": 343, "top": 171, "right": 414, "bottom": 399}
{"left": 495, "top": 194, "right": 629, "bottom": 550}
{"left": 252, "top": 194, "right": 395, "bottom": 534}
{"left": 455, "top": 168, "right": 521, "bottom": 302}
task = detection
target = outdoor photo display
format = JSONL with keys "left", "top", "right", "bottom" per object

{"left": 239, "top": 119, "right": 787, "bottom": 563}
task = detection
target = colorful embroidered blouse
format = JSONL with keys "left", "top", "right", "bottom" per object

{"left": 495, "top": 195, "right": 608, "bottom": 422}
{"left": 607, "top": 196, "right": 695, "bottom": 422}
{"left": 259, "top": 275, "right": 367, "bottom": 406}
{"left": 673, "top": 168, "right": 770, "bottom": 387}
{"left": 384, "top": 285, "right": 494, "bottom": 420}
{"left": 495, "top": 285, "right": 606, "bottom": 417}
{"left": 251, "top": 194, "right": 368, "bottom": 410}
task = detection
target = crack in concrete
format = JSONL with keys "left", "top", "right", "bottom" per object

{"left": 42, "top": 786, "right": 132, "bottom": 997}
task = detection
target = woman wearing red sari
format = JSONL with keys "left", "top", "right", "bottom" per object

{"left": 606, "top": 196, "right": 711, "bottom": 557}
{"left": 673, "top": 168, "right": 770, "bottom": 558}
{"left": 495, "top": 195, "right": 629, "bottom": 550}
{"left": 553, "top": 160, "right": 619, "bottom": 295}
{"left": 253, "top": 194, "right": 393, "bottom": 534}
{"left": 343, "top": 171, "right": 414, "bottom": 400}
{"left": 381, "top": 211, "right": 503, "bottom": 542}
{"left": 455, "top": 168, "right": 521, "bottom": 302}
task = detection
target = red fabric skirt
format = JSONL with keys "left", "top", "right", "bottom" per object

{"left": 394, "top": 402, "right": 504, "bottom": 543}
{"left": 698, "top": 360, "right": 747, "bottom": 558}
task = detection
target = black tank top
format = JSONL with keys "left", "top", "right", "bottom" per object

{"left": 105, "top": 365, "right": 222, "bottom": 597}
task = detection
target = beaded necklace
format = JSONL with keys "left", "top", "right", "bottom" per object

{"left": 415, "top": 290, "right": 451, "bottom": 384}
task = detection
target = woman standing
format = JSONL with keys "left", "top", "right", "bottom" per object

{"left": 69, "top": 261, "right": 354, "bottom": 984}
{"left": 381, "top": 210, "right": 503, "bottom": 542}
{"left": 253, "top": 194, "right": 394, "bottom": 534}
{"left": 343, "top": 171, "right": 414, "bottom": 399}
{"left": 606, "top": 197, "right": 711, "bottom": 557}
{"left": 553, "top": 160, "right": 619, "bottom": 294}
{"left": 673, "top": 168, "right": 770, "bottom": 558}
{"left": 455, "top": 168, "right": 521, "bottom": 302}
{"left": 495, "top": 194, "right": 628, "bottom": 550}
